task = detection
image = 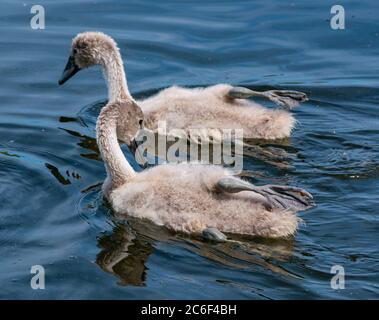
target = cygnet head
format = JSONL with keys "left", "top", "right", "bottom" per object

{"left": 58, "top": 32, "right": 120, "bottom": 85}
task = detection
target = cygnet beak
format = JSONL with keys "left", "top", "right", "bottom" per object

{"left": 58, "top": 54, "right": 81, "bottom": 85}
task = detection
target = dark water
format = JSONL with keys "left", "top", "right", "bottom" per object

{"left": 0, "top": 0, "right": 378, "bottom": 299}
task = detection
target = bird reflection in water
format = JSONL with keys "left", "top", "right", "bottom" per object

{"left": 96, "top": 222, "right": 154, "bottom": 286}
{"left": 94, "top": 216, "right": 298, "bottom": 287}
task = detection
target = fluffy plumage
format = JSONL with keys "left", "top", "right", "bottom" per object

{"left": 63, "top": 31, "right": 303, "bottom": 142}
{"left": 111, "top": 162, "right": 300, "bottom": 238}
{"left": 98, "top": 101, "right": 313, "bottom": 238}
{"left": 94, "top": 100, "right": 304, "bottom": 239}
{"left": 59, "top": 32, "right": 314, "bottom": 240}
{"left": 140, "top": 84, "right": 296, "bottom": 140}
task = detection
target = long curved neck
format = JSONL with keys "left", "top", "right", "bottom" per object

{"left": 101, "top": 48, "right": 132, "bottom": 102}
{"left": 96, "top": 104, "right": 136, "bottom": 191}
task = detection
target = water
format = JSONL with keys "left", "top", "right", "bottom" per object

{"left": 0, "top": 0, "right": 378, "bottom": 299}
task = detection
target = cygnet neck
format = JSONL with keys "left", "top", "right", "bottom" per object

{"left": 96, "top": 103, "right": 136, "bottom": 191}
{"left": 101, "top": 48, "right": 133, "bottom": 103}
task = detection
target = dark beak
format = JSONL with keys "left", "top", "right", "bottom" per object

{"left": 58, "top": 55, "right": 81, "bottom": 85}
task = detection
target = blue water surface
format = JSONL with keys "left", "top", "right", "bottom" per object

{"left": 0, "top": 0, "right": 378, "bottom": 299}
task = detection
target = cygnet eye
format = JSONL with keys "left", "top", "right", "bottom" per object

{"left": 72, "top": 48, "right": 78, "bottom": 55}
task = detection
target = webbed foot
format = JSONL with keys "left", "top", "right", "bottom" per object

{"left": 256, "top": 184, "right": 315, "bottom": 211}
{"left": 215, "top": 176, "right": 314, "bottom": 212}
{"left": 227, "top": 86, "right": 308, "bottom": 109}
{"left": 202, "top": 227, "right": 227, "bottom": 242}
{"left": 262, "top": 90, "right": 308, "bottom": 109}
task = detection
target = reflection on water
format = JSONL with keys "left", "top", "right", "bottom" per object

{"left": 60, "top": 127, "right": 101, "bottom": 161}
{"left": 45, "top": 163, "right": 72, "bottom": 185}
{"left": 0, "top": 0, "right": 378, "bottom": 299}
{"left": 97, "top": 224, "right": 154, "bottom": 287}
